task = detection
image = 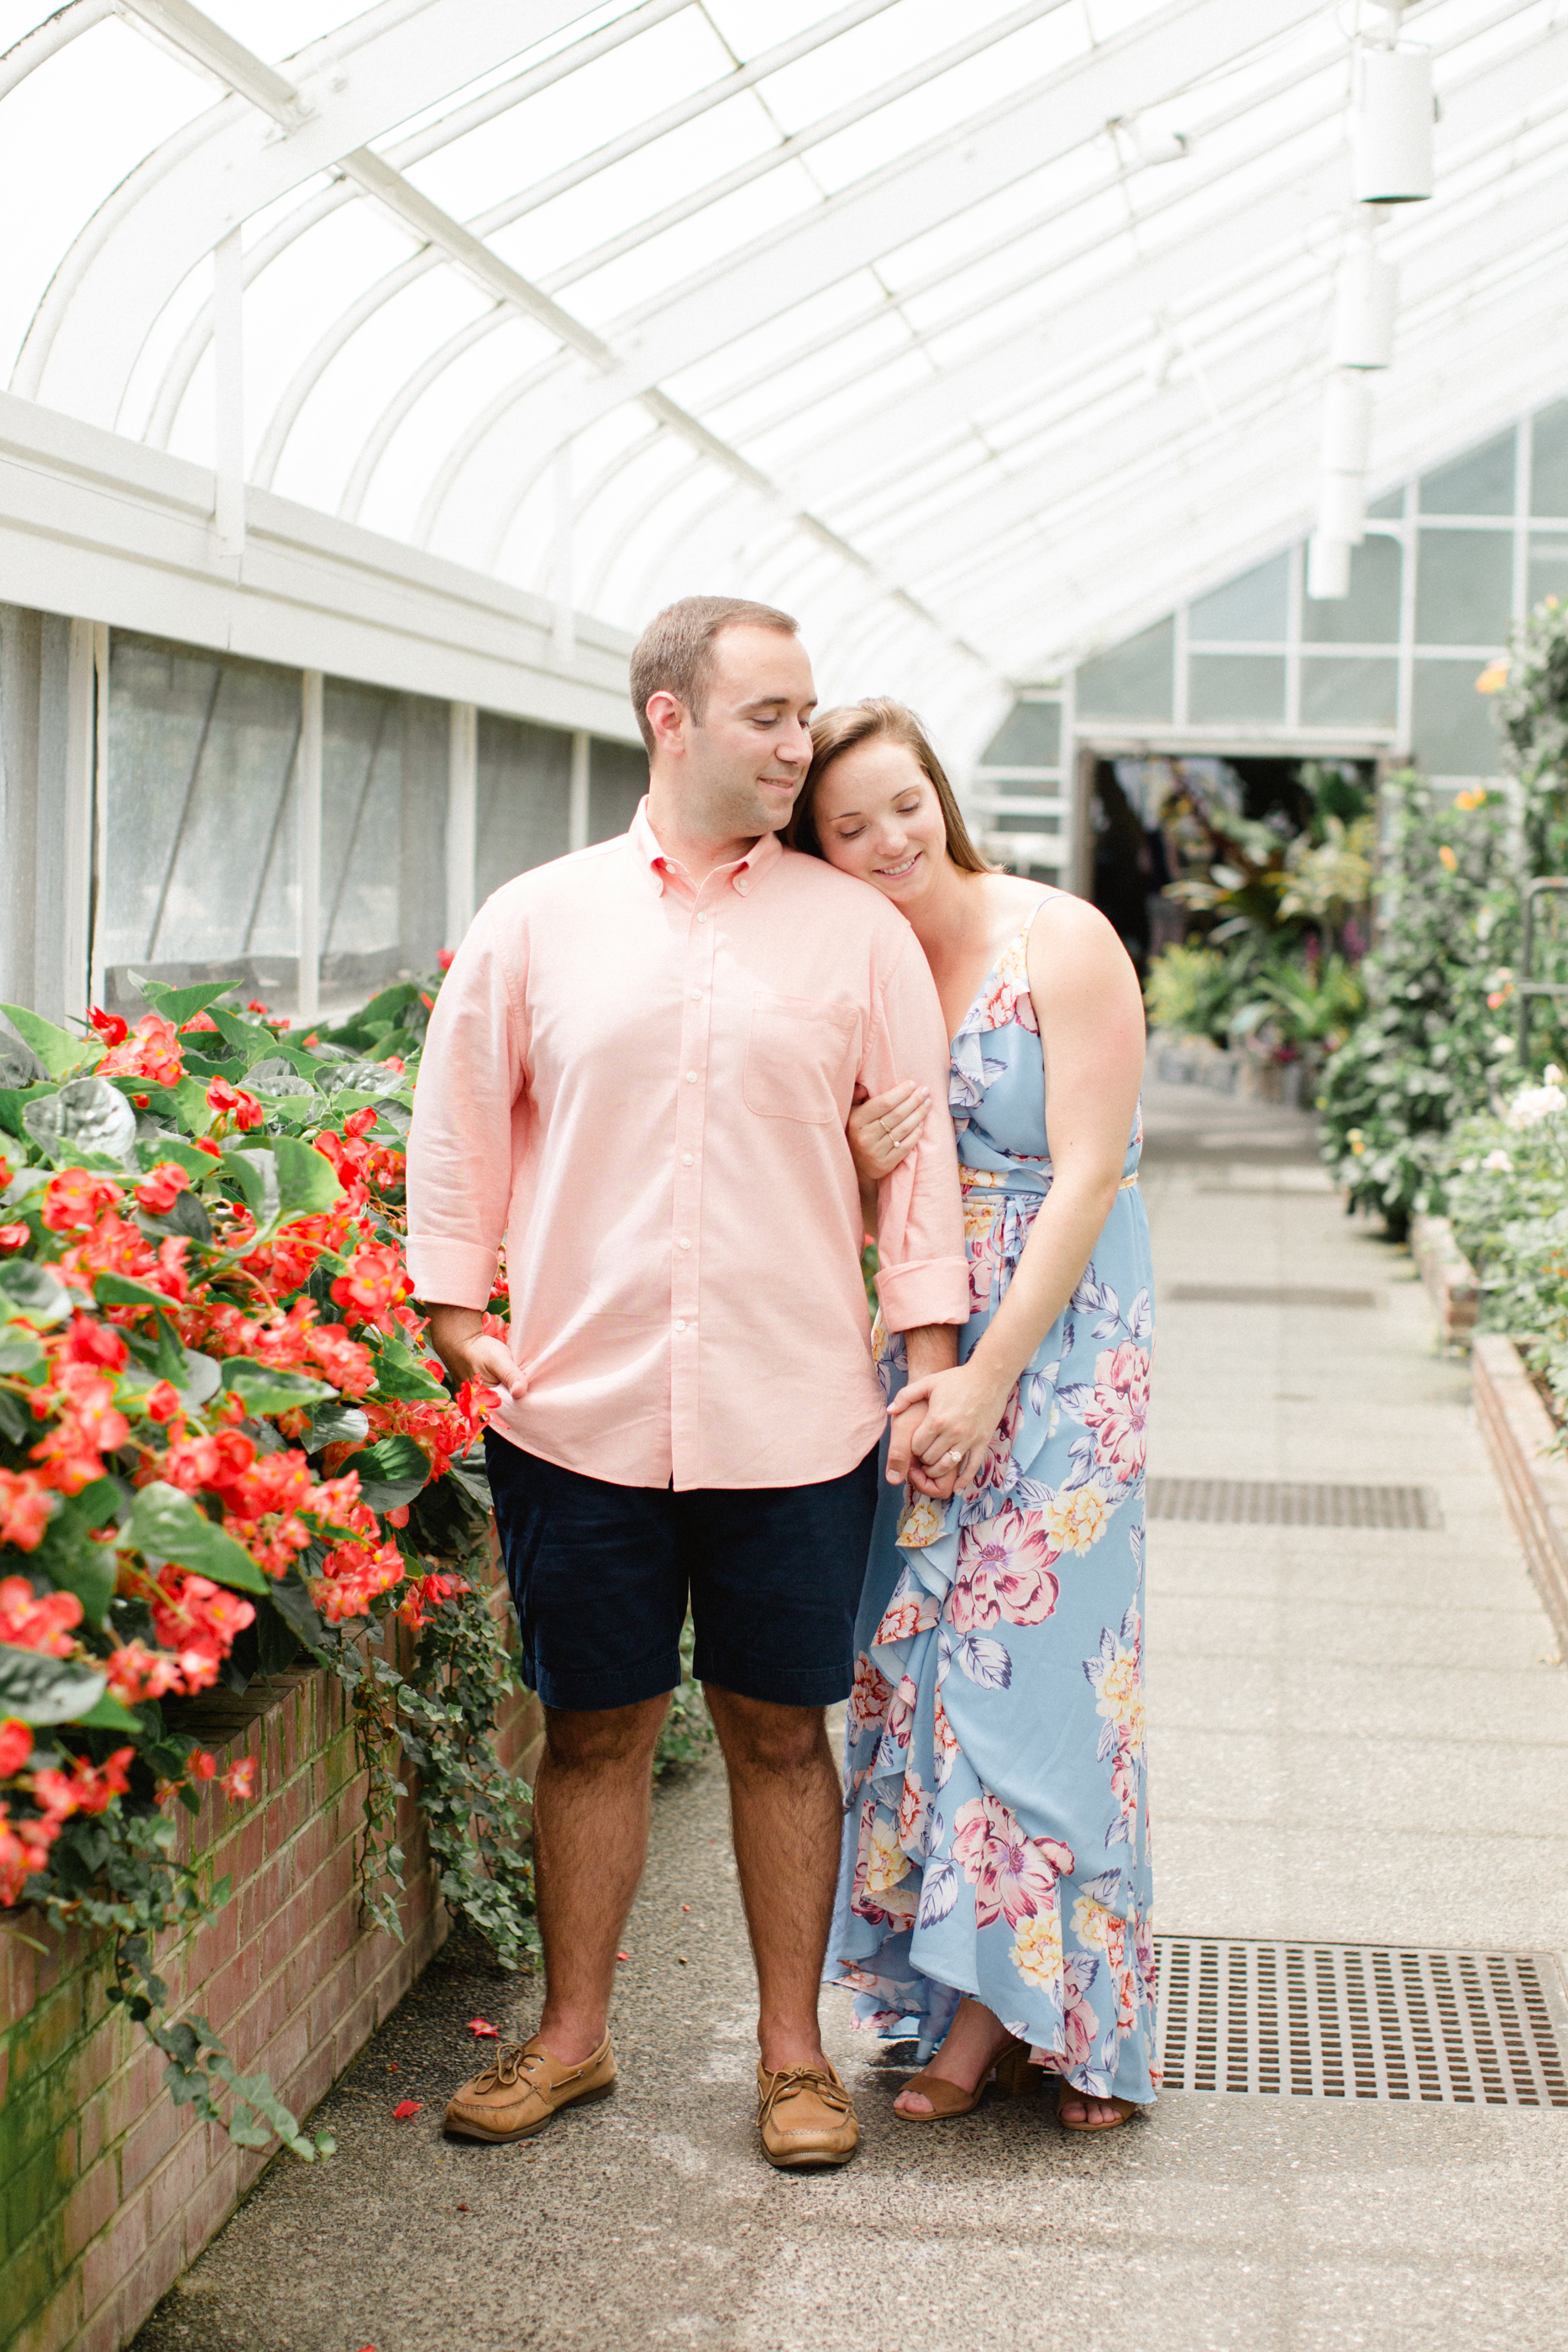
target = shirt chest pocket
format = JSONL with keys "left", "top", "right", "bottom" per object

{"left": 742, "top": 989, "right": 860, "bottom": 1125}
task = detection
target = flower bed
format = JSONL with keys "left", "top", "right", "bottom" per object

{"left": 1471, "top": 1335, "right": 1568, "bottom": 1656}
{"left": 0, "top": 971, "right": 545, "bottom": 2349}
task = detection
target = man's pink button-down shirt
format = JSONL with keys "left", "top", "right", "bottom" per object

{"left": 406, "top": 801, "right": 967, "bottom": 1491}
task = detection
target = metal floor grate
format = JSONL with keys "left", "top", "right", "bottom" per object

{"left": 1167, "top": 1282, "right": 1380, "bottom": 1309}
{"left": 1156, "top": 1940, "right": 1568, "bottom": 2105}
{"left": 1146, "top": 1477, "right": 1442, "bottom": 1530}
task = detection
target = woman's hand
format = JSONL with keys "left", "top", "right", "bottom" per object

{"left": 847, "top": 1080, "right": 931, "bottom": 1190}
{"left": 889, "top": 1362, "right": 1011, "bottom": 1494}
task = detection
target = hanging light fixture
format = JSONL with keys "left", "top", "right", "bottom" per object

{"left": 1353, "top": 44, "right": 1434, "bottom": 203}
{"left": 1322, "top": 370, "right": 1372, "bottom": 472}
{"left": 1318, "top": 470, "right": 1367, "bottom": 546}
{"left": 1308, "top": 535, "right": 1352, "bottom": 601}
{"left": 1330, "top": 245, "right": 1398, "bottom": 369}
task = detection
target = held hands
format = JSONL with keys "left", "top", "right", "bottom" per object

{"left": 886, "top": 1362, "right": 1009, "bottom": 1495}
{"left": 424, "top": 1303, "right": 528, "bottom": 1409}
{"left": 847, "top": 1079, "right": 931, "bottom": 1188}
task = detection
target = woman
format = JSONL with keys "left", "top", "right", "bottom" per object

{"left": 790, "top": 700, "right": 1156, "bottom": 2131}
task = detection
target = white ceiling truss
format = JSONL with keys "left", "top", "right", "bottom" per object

{"left": 3, "top": 0, "right": 1567, "bottom": 769}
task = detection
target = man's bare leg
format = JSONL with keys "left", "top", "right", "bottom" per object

{"left": 703, "top": 1688, "right": 841, "bottom": 2072}
{"left": 532, "top": 1693, "right": 669, "bottom": 2065}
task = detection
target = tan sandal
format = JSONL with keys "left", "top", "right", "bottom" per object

{"left": 894, "top": 2035, "right": 1034, "bottom": 2121}
{"left": 1056, "top": 2087, "right": 1139, "bottom": 2133}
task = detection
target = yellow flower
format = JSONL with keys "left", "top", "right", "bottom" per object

{"left": 897, "top": 1494, "right": 943, "bottom": 1551}
{"left": 1045, "top": 1485, "right": 1111, "bottom": 1554}
{"left": 1096, "top": 1654, "right": 1146, "bottom": 1749}
{"left": 863, "top": 1811, "right": 913, "bottom": 1897}
{"left": 1455, "top": 787, "right": 1488, "bottom": 811}
{"left": 1010, "top": 1908, "right": 1063, "bottom": 1991}
{"left": 1438, "top": 845, "right": 1458, "bottom": 871}
{"left": 1475, "top": 658, "right": 1509, "bottom": 694}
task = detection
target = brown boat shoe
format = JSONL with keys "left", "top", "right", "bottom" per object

{"left": 756, "top": 2058, "right": 859, "bottom": 2169}
{"left": 444, "top": 2032, "right": 616, "bottom": 2144}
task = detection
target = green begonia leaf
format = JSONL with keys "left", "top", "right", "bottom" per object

{"left": 0, "top": 1645, "right": 108, "bottom": 1726}
{"left": 340, "top": 1434, "right": 431, "bottom": 1509}
{"left": 76, "top": 1690, "right": 143, "bottom": 1731}
{"left": 0, "top": 1262, "right": 71, "bottom": 1327}
{"left": 219, "top": 1360, "right": 333, "bottom": 1415}
{"left": 134, "top": 1136, "right": 218, "bottom": 1184}
{"left": 127, "top": 976, "right": 237, "bottom": 1026}
{"left": 0, "top": 1003, "right": 91, "bottom": 1079}
{"left": 272, "top": 1137, "right": 342, "bottom": 1221}
{"left": 118, "top": 1481, "right": 269, "bottom": 1594}
{"left": 222, "top": 1147, "right": 280, "bottom": 1228}
{"left": 34, "top": 1478, "right": 123, "bottom": 1626}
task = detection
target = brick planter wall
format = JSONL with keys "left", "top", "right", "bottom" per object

{"left": 1472, "top": 1332, "right": 1568, "bottom": 1655}
{"left": 2, "top": 1562, "right": 539, "bottom": 2352}
{"left": 1410, "top": 1214, "right": 1481, "bottom": 1348}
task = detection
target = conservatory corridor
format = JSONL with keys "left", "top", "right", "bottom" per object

{"left": 131, "top": 1081, "right": 1568, "bottom": 2352}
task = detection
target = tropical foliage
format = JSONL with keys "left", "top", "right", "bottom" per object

{"left": 0, "top": 972, "right": 537, "bottom": 2159}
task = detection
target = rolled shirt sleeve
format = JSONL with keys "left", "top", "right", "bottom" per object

{"left": 864, "top": 930, "right": 968, "bottom": 1333}
{"left": 406, "top": 900, "right": 526, "bottom": 1310}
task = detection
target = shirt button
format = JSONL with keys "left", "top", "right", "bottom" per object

{"left": 685, "top": 1070, "right": 697, "bottom": 1084}
{"left": 675, "top": 1319, "right": 687, "bottom": 1332}
{"left": 681, "top": 1152, "right": 694, "bottom": 1167}
{"left": 678, "top": 1236, "right": 691, "bottom": 1251}
{"left": 696, "top": 911, "right": 708, "bottom": 924}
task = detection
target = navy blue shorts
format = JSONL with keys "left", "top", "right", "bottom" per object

{"left": 484, "top": 1432, "right": 879, "bottom": 1714}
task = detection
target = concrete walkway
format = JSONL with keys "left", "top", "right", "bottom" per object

{"left": 134, "top": 1081, "right": 1568, "bottom": 2352}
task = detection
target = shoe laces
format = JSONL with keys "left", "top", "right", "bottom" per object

{"left": 472, "top": 2043, "right": 548, "bottom": 2095}
{"left": 758, "top": 2064, "right": 852, "bottom": 2127}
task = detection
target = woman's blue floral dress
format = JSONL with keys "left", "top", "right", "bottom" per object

{"left": 827, "top": 900, "right": 1159, "bottom": 2105}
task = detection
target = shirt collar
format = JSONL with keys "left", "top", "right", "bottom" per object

{"left": 632, "top": 797, "right": 784, "bottom": 898}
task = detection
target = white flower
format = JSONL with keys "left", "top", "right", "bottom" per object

{"left": 1506, "top": 1084, "right": 1568, "bottom": 1130}
{"left": 1482, "top": 1149, "right": 1515, "bottom": 1173}
{"left": 1546, "top": 1065, "right": 1565, "bottom": 1085}
{"left": 1490, "top": 1033, "right": 1518, "bottom": 1058}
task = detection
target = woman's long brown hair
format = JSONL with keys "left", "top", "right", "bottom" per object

{"left": 785, "top": 697, "right": 996, "bottom": 873}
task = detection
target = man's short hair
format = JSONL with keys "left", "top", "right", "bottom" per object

{"left": 628, "top": 596, "right": 799, "bottom": 753}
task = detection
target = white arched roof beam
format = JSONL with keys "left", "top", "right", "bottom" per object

{"left": 137, "top": 0, "right": 695, "bottom": 447}
{"left": 218, "top": 0, "right": 921, "bottom": 497}
{"left": 417, "top": 0, "right": 1325, "bottom": 561}
{"left": 779, "top": 4, "right": 1568, "bottom": 517}
{"left": 13, "top": 0, "right": 612, "bottom": 417}
{"left": 867, "top": 149, "right": 1568, "bottom": 627}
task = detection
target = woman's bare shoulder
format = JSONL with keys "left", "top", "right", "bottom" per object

{"left": 1025, "top": 890, "right": 1142, "bottom": 1008}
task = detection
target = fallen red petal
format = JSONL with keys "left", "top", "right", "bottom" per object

{"left": 466, "top": 2018, "right": 499, "bottom": 2037}
{"left": 392, "top": 2100, "right": 422, "bottom": 2119}
{"left": 616, "top": 1950, "right": 630, "bottom": 1961}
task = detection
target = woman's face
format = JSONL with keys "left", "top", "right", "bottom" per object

{"left": 811, "top": 738, "right": 949, "bottom": 910}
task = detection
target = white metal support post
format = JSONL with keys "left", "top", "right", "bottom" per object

{"left": 60, "top": 618, "right": 98, "bottom": 1025}
{"left": 213, "top": 228, "right": 245, "bottom": 571}
{"left": 569, "top": 729, "right": 590, "bottom": 851}
{"left": 89, "top": 622, "right": 108, "bottom": 1012}
{"left": 552, "top": 446, "right": 575, "bottom": 666}
{"left": 447, "top": 701, "right": 477, "bottom": 948}
{"left": 298, "top": 669, "right": 323, "bottom": 1022}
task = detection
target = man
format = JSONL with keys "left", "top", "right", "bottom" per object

{"left": 407, "top": 596, "right": 965, "bottom": 2169}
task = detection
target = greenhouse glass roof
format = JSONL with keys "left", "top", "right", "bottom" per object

{"left": 3, "top": 0, "right": 1567, "bottom": 755}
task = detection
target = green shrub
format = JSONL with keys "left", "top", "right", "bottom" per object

{"left": 1317, "top": 773, "right": 1517, "bottom": 1233}
{"left": 1444, "top": 1082, "right": 1568, "bottom": 1422}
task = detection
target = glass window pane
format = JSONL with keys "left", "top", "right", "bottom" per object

{"left": 320, "top": 684, "right": 447, "bottom": 1002}
{"left": 475, "top": 717, "right": 572, "bottom": 900}
{"left": 981, "top": 701, "right": 1061, "bottom": 767}
{"left": 1188, "top": 554, "right": 1289, "bottom": 643}
{"left": 1411, "top": 660, "right": 1505, "bottom": 776}
{"left": 1414, "top": 529, "right": 1513, "bottom": 646}
{"left": 589, "top": 738, "right": 648, "bottom": 843}
{"left": 1528, "top": 540, "right": 1568, "bottom": 612}
{"left": 1419, "top": 431, "right": 1517, "bottom": 517}
{"left": 1076, "top": 620, "right": 1174, "bottom": 722}
{"left": 103, "top": 632, "right": 301, "bottom": 1013}
{"left": 1367, "top": 490, "right": 1404, "bottom": 520}
{"left": 1532, "top": 400, "right": 1568, "bottom": 519}
{"left": 1302, "top": 534, "right": 1402, "bottom": 645}
{"left": 1187, "top": 655, "right": 1285, "bottom": 723}
{"left": 1299, "top": 656, "right": 1398, "bottom": 727}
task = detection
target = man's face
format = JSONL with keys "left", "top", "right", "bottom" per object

{"left": 658, "top": 625, "right": 817, "bottom": 839}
